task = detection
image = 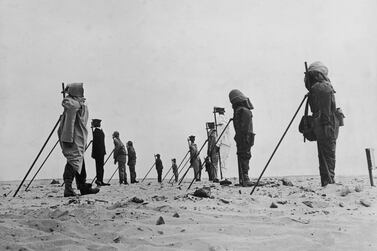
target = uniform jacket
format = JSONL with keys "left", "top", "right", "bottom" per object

{"left": 308, "top": 81, "right": 339, "bottom": 139}
{"left": 233, "top": 106, "right": 254, "bottom": 147}
{"left": 113, "top": 137, "right": 127, "bottom": 163}
{"left": 155, "top": 158, "right": 163, "bottom": 171}
{"left": 127, "top": 145, "right": 137, "bottom": 166}
{"left": 58, "top": 96, "right": 88, "bottom": 173}
{"left": 172, "top": 163, "right": 178, "bottom": 172}
{"left": 92, "top": 128, "right": 106, "bottom": 159}
{"left": 207, "top": 131, "right": 219, "bottom": 156}
{"left": 189, "top": 142, "right": 200, "bottom": 164}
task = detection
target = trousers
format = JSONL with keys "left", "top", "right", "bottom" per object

{"left": 95, "top": 157, "right": 104, "bottom": 182}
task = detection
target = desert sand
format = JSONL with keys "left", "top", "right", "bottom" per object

{"left": 1, "top": 175, "right": 376, "bottom": 251}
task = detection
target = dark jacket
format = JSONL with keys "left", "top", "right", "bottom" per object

{"left": 113, "top": 137, "right": 127, "bottom": 163}
{"left": 127, "top": 145, "right": 136, "bottom": 166}
{"left": 155, "top": 158, "right": 163, "bottom": 171}
{"left": 92, "top": 128, "right": 106, "bottom": 159}
{"left": 308, "top": 81, "right": 339, "bottom": 139}
{"left": 233, "top": 105, "right": 254, "bottom": 147}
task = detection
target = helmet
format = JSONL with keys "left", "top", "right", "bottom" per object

{"left": 67, "top": 83, "right": 84, "bottom": 97}
{"left": 229, "top": 89, "right": 247, "bottom": 105}
{"left": 112, "top": 131, "right": 119, "bottom": 138}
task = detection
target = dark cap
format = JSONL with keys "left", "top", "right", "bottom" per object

{"left": 91, "top": 119, "right": 102, "bottom": 128}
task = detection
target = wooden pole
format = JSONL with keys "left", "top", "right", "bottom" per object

{"left": 365, "top": 148, "right": 375, "bottom": 186}
{"left": 25, "top": 139, "right": 60, "bottom": 191}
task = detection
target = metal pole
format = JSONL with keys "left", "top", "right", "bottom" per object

{"left": 162, "top": 163, "right": 172, "bottom": 182}
{"left": 173, "top": 155, "right": 192, "bottom": 184}
{"left": 187, "top": 118, "right": 233, "bottom": 190}
{"left": 107, "top": 167, "right": 118, "bottom": 183}
{"left": 13, "top": 116, "right": 62, "bottom": 197}
{"left": 250, "top": 95, "right": 308, "bottom": 195}
{"left": 91, "top": 149, "right": 114, "bottom": 184}
{"left": 167, "top": 150, "right": 189, "bottom": 183}
{"left": 141, "top": 163, "right": 156, "bottom": 182}
{"left": 179, "top": 139, "right": 209, "bottom": 185}
{"left": 25, "top": 139, "right": 59, "bottom": 191}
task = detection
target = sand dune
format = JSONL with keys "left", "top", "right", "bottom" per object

{"left": 1, "top": 175, "right": 376, "bottom": 251}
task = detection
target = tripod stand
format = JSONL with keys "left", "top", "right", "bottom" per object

{"left": 13, "top": 83, "right": 66, "bottom": 197}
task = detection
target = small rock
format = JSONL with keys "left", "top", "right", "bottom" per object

{"left": 113, "top": 236, "right": 120, "bottom": 243}
{"left": 50, "top": 179, "right": 60, "bottom": 185}
{"left": 302, "top": 201, "right": 313, "bottom": 208}
{"left": 322, "top": 210, "right": 330, "bottom": 215}
{"left": 238, "top": 190, "right": 242, "bottom": 194}
{"left": 157, "top": 230, "right": 164, "bottom": 235}
{"left": 131, "top": 197, "right": 144, "bottom": 203}
{"left": 339, "top": 202, "right": 344, "bottom": 207}
{"left": 156, "top": 216, "right": 165, "bottom": 225}
{"left": 180, "top": 229, "right": 186, "bottom": 232}
{"left": 360, "top": 199, "right": 371, "bottom": 207}
{"left": 355, "top": 185, "right": 363, "bottom": 192}
{"left": 219, "top": 198, "right": 230, "bottom": 204}
{"left": 152, "top": 195, "right": 167, "bottom": 201}
{"left": 340, "top": 186, "right": 351, "bottom": 197}
{"left": 137, "top": 227, "right": 143, "bottom": 231}
{"left": 270, "top": 202, "right": 278, "bottom": 208}
{"left": 220, "top": 179, "right": 232, "bottom": 186}
{"left": 281, "top": 178, "right": 294, "bottom": 186}
{"left": 277, "top": 200, "right": 287, "bottom": 205}
{"left": 173, "top": 212, "right": 180, "bottom": 218}
{"left": 193, "top": 187, "right": 211, "bottom": 198}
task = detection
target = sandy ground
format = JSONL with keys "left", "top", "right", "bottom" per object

{"left": 0, "top": 175, "right": 376, "bottom": 251}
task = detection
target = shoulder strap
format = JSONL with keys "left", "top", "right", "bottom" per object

{"left": 304, "top": 94, "right": 310, "bottom": 117}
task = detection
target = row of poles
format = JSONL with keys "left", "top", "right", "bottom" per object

{"left": 14, "top": 63, "right": 311, "bottom": 198}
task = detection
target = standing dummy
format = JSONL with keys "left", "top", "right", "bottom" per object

{"left": 229, "top": 89, "right": 255, "bottom": 187}
{"left": 207, "top": 129, "right": 219, "bottom": 182}
{"left": 91, "top": 119, "right": 109, "bottom": 186}
{"left": 155, "top": 154, "right": 163, "bottom": 183}
{"left": 216, "top": 113, "right": 231, "bottom": 177}
{"left": 188, "top": 135, "right": 201, "bottom": 181}
{"left": 58, "top": 83, "right": 100, "bottom": 197}
{"left": 113, "top": 131, "right": 128, "bottom": 185}
{"left": 126, "top": 141, "right": 138, "bottom": 183}
{"left": 305, "top": 61, "right": 343, "bottom": 186}
{"left": 171, "top": 158, "right": 179, "bottom": 183}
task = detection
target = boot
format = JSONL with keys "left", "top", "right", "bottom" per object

{"left": 80, "top": 183, "right": 100, "bottom": 195}
{"left": 241, "top": 168, "right": 253, "bottom": 187}
{"left": 64, "top": 180, "right": 77, "bottom": 197}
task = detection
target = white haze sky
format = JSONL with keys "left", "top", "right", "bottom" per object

{"left": 0, "top": 0, "right": 376, "bottom": 181}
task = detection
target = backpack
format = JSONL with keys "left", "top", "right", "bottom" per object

{"left": 298, "top": 95, "right": 317, "bottom": 142}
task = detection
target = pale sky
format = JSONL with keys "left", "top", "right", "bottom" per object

{"left": 1, "top": 0, "right": 376, "bottom": 181}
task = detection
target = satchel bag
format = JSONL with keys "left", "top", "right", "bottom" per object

{"left": 298, "top": 95, "right": 317, "bottom": 142}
